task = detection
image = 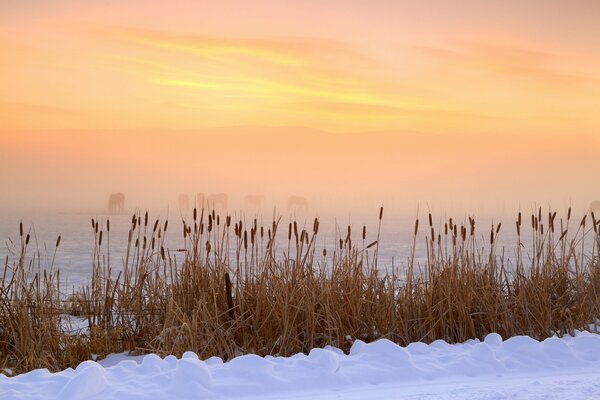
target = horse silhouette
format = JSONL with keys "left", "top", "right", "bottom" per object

{"left": 206, "top": 193, "right": 228, "bottom": 210}
{"left": 244, "top": 195, "right": 265, "bottom": 211}
{"left": 108, "top": 193, "right": 125, "bottom": 213}
{"left": 178, "top": 194, "right": 190, "bottom": 211}
{"left": 287, "top": 195, "right": 309, "bottom": 212}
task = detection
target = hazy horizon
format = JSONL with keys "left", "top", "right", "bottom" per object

{"left": 1, "top": 1, "right": 599, "bottom": 218}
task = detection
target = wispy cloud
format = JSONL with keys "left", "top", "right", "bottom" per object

{"left": 413, "top": 42, "right": 597, "bottom": 86}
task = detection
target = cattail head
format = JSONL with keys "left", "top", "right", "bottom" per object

{"left": 107, "top": 219, "right": 110, "bottom": 232}
{"left": 99, "top": 231, "right": 103, "bottom": 246}
{"left": 414, "top": 219, "right": 419, "bottom": 236}
{"left": 144, "top": 211, "right": 148, "bottom": 227}
{"left": 25, "top": 233, "right": 30, "bottom": 245}
{"left": 379, "top": 206, "right": 383, "bottom": 220}
{"left": 164, "top": 220, "right": 168, "bottom": 232}
{"left": 55, "top": 235, "right": 61, "bottom": 248}
{"left": 362, "top": 225, "right": 366, "bottom": 240}
{"left": 580, "top": 215, "right": 587, "bottom": 227}
{"left": 428, "top": 213, "right": 433, "bottom": 227}
{"left": 153, "top": 219, "right": 159, "bottom": 233}
{"left": 193, "top": 208, "right": 197, "bottom": 221}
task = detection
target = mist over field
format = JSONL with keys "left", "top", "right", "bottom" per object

{"left": 2, "top": 127, "right": 598, "bottom": 218}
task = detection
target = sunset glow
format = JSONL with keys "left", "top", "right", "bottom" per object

{"left": 1, "top": 0, "right": 599, "bottom": 212}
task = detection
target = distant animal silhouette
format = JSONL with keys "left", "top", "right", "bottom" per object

{"left": 244, "top": 195, "right": 265, "bottom": 211}
{"left": 178, "top": 194, "right": 190, "bottom": 211}
{"left": 206, "top": 193, "right": 228, "bottom": 210}
{"left": 108, "top": 193, "right": 125, "bottom": 213}
{"left": 590, "top": 200, "right": 600, "bottom": 213}
{"left": 287, "top": 195, "right": 309, "bottom": 212}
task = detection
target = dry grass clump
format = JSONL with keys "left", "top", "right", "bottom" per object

{"left": 1, "top": 207, "right": 599, "bottom": 374}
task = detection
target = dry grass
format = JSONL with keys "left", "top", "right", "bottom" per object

{"left": 1, "top": 207, "right": 599, "bottom": 375}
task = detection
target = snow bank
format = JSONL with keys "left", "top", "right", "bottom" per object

{"left": 2, "top": 332, "right": 600, "bottom": 399}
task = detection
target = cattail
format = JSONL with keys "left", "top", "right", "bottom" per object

{"left": 161, "top": 246, "right": 165, "bottom": 261}
{"left": 95, "top": 221, "right": 99, "bottom": 234}
{"left": 193, "top": 208, "right": 197, "bottom": 221}
{"left": 379, "top": 206, "right": 384, "bottom": 220}
{"left": 516, "top": 220, "right": 521, "bottom": 236}
{"left": 144, "top": 211, "right": 148, "bottom": 227}
{"left": 135, "top": 238, "right": 139, "bottom": 248}
{"left": 91, "top": 218, "right": 95, "bottom": 230}
{"left": 288, "top": 223, "right": 292, "bottom": 241}
{"left": 25, "top": 233, "right": 30, "bottom": 245}
{"left": 540, "top": 224, "right": 544, "bottom": 235}
{"left": 428, "top": 213, "right": 433, "bottom": 227}
{"left": 568, "top": 207, "right": 572, "bottom": 220}
{"left": 244, "top": 230, "right": 248, "bottom": 250}
{"left": 107, "top": 219, "right": 110, "bottom": 232}
{"left": 128, "top": 229, "right": 132, "bottom": 243}
{"left": 490, "top": 227, "right": 494, "bottom": 245}
{"left": 194, "top": 222, "right": 198, "bottom": 234}
{"left": 366, "top": 240, "right": 377, "bottom": 249}
{"left": 183, "top": 224, "right": 187, "bottom": 239}
{"left": 558, "top": 230, "right": 568, "bottom": 241}
{"left": 294, "top": 221, "right": 298, "bottom": 238}
{"left": 99, "top": 231, "right": 103, "bottom": 246}
{"left": 444, "top": 223, "right": 448, "bottom": 236}
{"left": 453, "top": 225, "right": 457, "bottom": 237}
{"left": 449, "top": 218, "right": 453, "bottom": 229}
{"left": 151, "top": 237, "right": 155, "bottom": 250}
{"left": 19, "top": 221, "right": 23, "bottom": 237}
{"left": 323, "top": 248, "right": 327, "bottom": 257}
{"left": 143, "top": 236, "right": 147, "bottom": 249}
{"left": 347, "top": 225, "right": 351, "bottom": 240}
{"left": 55, "top": 235, "right": 61, "bottom": 248}
{"left": 531, "top": 214, "right": 535, "bottom": 229}
{"left": 164, "top": 220, "right": 168, "bottom": 232}
{"left": 217, "top": 215, "right": 220, "bottom": 226}
{"left": 430, "top": 227, "right": 435, "bottom": 241}
{"left": 362, "top": 225, "right": 366, "bottom": 240}
{"left": 212, "top": 209, "right": 216, "bottom": 220}
{"left": 226, "top": 216, "right": 231, "bottom": 227}
{"left": 496, "top": 222, "right": 501, "bottom": 234}
{"left": 153, "top": 219, "right": 159, "bottom": 232}
{"left": 592, "top": 212, "right": 597, "bottom": 233}
{"left": 314, "top": 218, "right": 320, "bottom": 235}
{"left": 260, "top": 226, "right": 264, "bottom": 238}
{"left": 580, "top": 215, "right": 587, "bottom": 227}
{"left": 518, "top": 212, "right": 522, "bottom": 226}
{"left": 414, "top": 219, "right": 419, "bottom": 236}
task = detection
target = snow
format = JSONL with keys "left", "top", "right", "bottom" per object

{"left": 2, "top": 332, "right": 600, "bottom": 399}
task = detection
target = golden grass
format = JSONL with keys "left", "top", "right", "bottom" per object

{"left": 1, "top": 207, "right": 599, "bottom": 375}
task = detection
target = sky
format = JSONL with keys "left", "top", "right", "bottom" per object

{"left": 1, "top": 0, "right": 599, "bottom": 214}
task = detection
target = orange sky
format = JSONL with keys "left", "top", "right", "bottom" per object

{"left": 1, "top": 1, "right": 599, "bottom": 213}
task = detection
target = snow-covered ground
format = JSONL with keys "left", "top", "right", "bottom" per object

{"left": 2, "top": 332, "right": 600, "bottom": 400}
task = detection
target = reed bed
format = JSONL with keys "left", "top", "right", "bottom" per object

{"left": 1, "top": 207, "right": 599, "bottom": 375}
